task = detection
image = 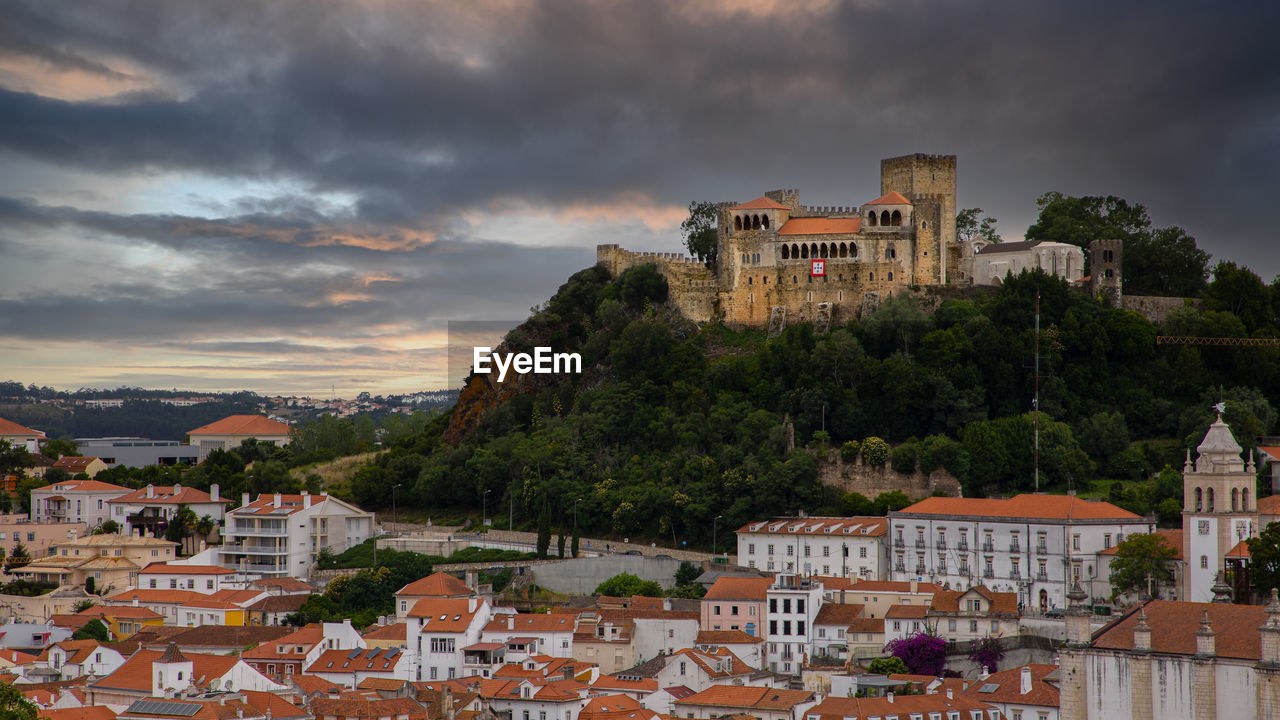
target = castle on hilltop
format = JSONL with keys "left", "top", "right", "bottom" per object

{"left": 597, "top": 154, "right": 1124, "bottom": 329}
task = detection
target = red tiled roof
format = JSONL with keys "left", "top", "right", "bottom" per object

{"left": 0, "top": 418, "right": 44, "bottom": 437}
{"left": 675, "top": 685, "right": 813, "bottom": 710}
{"left": 592, "top": 676, "right": 659, "bottom": 693}
{"left": 886, "top": 604, "right": 928, "bottom": 619}
{"left": 960, "top": 663, "right": 1059, "bottom": 708}
{"left": 139, "top": 563, "right": 234, "bottom": 575}
{"left": 241, "top": 625, "right": 322, "bottom": 661}
{"left": 737, "top": 516, "right": 887, "bottom": 537}
{"left": 484, "top": 613, "right": 575, "bottom": 633}
{"left": 898, "top": 494, "right": 1143, "bottom": 521}
{"left": 363, "top": 623, "right": 407, "bottom": 642}
{"left": 39, "top": 708, "right": 116, "bottom": 720}
{"left": 1258, "top": 494, "right": 1280, "bottom": 516}
{"left": 250, "top": 577, "right": 314, "bottom": 593}
{"left": 34, "top": 479, "right": 129, "bottom": 493}
{"left": 695, "top": 630, "right": 763, "bottom": 645}
{"left": 307, "top": 648, "right": 408, "bottom": 674}
{"left": 398, "top": 572, "right": 473, "bottom": 598}
{"left": 290, "top": 673, "right": 342, "bottom": 694}
{"left": 849, "top": 617, "right": 884, "bottom": 633}
{"left": 90, "top": 649, "right": 238, "bottom": 692}
{"left": 1226, "top": 540, "right": 1250, "bottom": 559}
{"left": 1092, "top": 600, "right": 1271, "bottom": 660}
{"left": 703, "top": 577, "right": 773, "bottom": 601}
{"left": 406, "top": 598, "right": 480, "bottom": 631}
{"left": 309, "top": 696, "right": 427, "bottom": 719}
{"left": 188, "top": 415, "right": 290, "bottom": 437}
{"left": 580, "top": 694, "right": 659, "bottom": 720}
{"left": 813, "top": 604, "right": 865, "bottom": 626}
{"left": 929, "top": 587, "right": 1018, "bottom": 615}
{"left": 106, "top": 589, "right": 201, "bottom": 605}
{"left": 733, "top": 197, "right": 789, "bottom": 211}
{"left": 809, "top": 694, "right": 993, "bottom": 720}
{"left": 863, "top": 191, "right": 912, "bottom": 206}
{"left": 78, "top": 605, "right": 164, "bottom": 620}
{"left": 51, "top": 457, "right": 101, "bottom": 471}
{"left": 778, "top": 218, "right": 861, "bottom": 236}
{"left": 110, "top": 486, "right": 226, "bottom": 505}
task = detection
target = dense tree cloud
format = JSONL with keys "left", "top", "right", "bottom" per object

{"left": 1, "top": 0, "right": 1278, "bottom": 392}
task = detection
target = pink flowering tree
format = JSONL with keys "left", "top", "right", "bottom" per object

{"left": 885, "top": 632, "right": 948, "bottom": 676}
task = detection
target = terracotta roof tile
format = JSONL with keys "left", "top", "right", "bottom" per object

{"left": 849, "top": 617, "right": 884, "bottom": 633}
{"left": 736, "top": 517, "right": 886, "bottom": 537}
{"left": 897, "top": 494, "right": 1143, "bottom": 521}
{"left": 733, "top": 197, "right": 789, "bottom": 211}
{"left": 363, "top": 623, "right": 407, "bottom": 642}
{"left": 406, "top": 598, "right": 481, "bottom": 631}
{"left": 863, "top": 191, "right": 912, "bottom": 206}
{"left": 90, "top": 649, "right": 239, "bottom": 692}
{"left": 34, "top": 479, "right": 129, "bottom": 493}
{"left": 1092, "top": 600, "right": 1270, "bottom": 660}
{"left": 778, "top": 218, "right": 861, "bottom": 236}
{"left": 484, "top": 613, "right": 575, "bottom": 633}
{"left": 1258, "top": 494, "right": 1280, "bottom": 516}
{"left": 138, "top": 563, "right": 234, "bottom": 575}
{"left": 1097, "top": 529, "right": 1183, "bottom": 559}
{"left": 813, "top": 604, "right": 864, "bottom": 626}
{"left": 675, "top": 685, "right": 813, "bottom": 711}
{"left": 886, "top": 604, "right": 928, "bottom": 619}
{"left": 188, "top": 415, "right": 290, "bottom": 437}
{"left": 309, "top": 695, "right": 428, "bottom": 718}
{"left": 695, "top": 630, "right": 763, "bottom": 645}
{"left": 307, "top": 647, "right": 408, "bottom": 674}
{"left": 703, "top": 577, "right": 773, "bottom": 601}
{"left": 39, "top": 707, "right": 116, "bottom": 720}
{"left": 809, "top": 694, "right": 994, "bottom": 719}
{"left": 928, "top": 587, "right": 1017, "bottom": 615}
{"left": 398, "top": 572, "right": 473, "bottom": 598}
{"left": 110, "top": 486, "right": 226, "bottom": 505}
{"left": 0, "top": 418, "right": 44, "bottom": 437}
{"left": 52, "top": 457, "right": 102, "bottom": 471}
{"left": 960, "top": 663, "right": 1059, "bottom": 707}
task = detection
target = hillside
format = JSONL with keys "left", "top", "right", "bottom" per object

{"left": 350, "top": 262, "right": 1280, "bottom": 547}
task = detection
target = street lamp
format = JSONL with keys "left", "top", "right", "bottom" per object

{"left": 392, "top": 484, "right": 402, "bottom": 533}
{"left": 574, "top": 498, "right": 582, "bottom": 557}
{"left": 713, "top": 515, "right": 724, "bottom": 558}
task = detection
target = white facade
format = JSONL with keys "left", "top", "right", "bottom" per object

{"left": 736, "top": 517, "right": 888, "bottom": 580}
{"left": 889, "top": 496, "right": 1152, "bottom": 612}
{"left": 109, "top": 484, "right": 227, "bottom": 537}
{"left": 409, "top": 597, "right": 491, "bottom": 682}
{"left": 764, "top": 575, "right": 823, "bottom": 675}
{"left": 219, "top": 491, "right": 374, "bottom": 578}
{"left": 46, "top": 642, "right": 126, "bottom": 680}
{"left": 631, "top": 616, "right": 701, "bottom": 662}
{"left": 30, "top": 480, "right": 131, "bottom": 527}
{"left": 972, "top": 240, "right": 1084, "bottom": 286}
{"left": 1181, "top": 414, "right": 1259, "bottom": 603}
{"left": 137, "top": 565, "right": 235, "bottom": 594}
{"left": 481, "top": 614, "right": 576, "bottom": 659}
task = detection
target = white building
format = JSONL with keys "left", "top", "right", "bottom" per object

{"left": 481, "top": 612, "right": 577, "bottom": 660}
{"left": 765, "top": 574, "right": 823, "bottom": 675}
{"left": 0, "top": 417, "right": 45, "bottom": 453}
{"left": 305, "top": 646, "right": 412, "bottom": 685}
{"left": 187, "top": 415, "right": 292, "bottom": 462}
{"left": 736, "top": 517, "right": 888, "bottom": 579}
{"left": 959, "top": 664, "right": 1059, "bottom": 720}
{"left": 30, "top": 479, "right": 132, "bottom": 527}
{"left": 971, "top": 239, "right": 1085, "bottom": 286}
{"left": 137, "top": 563, "right": 236, "bottom": 594}
{"left": 219, "top": 491, "right": 374, "bottom": 578}
{"left": 1181, "top": 413, "right": 1260, "bottom": 603}
{"left": 109, "top": 484, "right": 228, "bottom": 537}
{"left": 408, "top": 596, "right": 491, "bottom": 681}
{"left": 888, "top": 494, "right": 1153, "bottom": 612}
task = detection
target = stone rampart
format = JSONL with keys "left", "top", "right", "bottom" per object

{"left": 815, "top": 450, "right": 962, "bottom": 499}
{"left": 1122, "top": 294, "right": 1198, "bottom": 324}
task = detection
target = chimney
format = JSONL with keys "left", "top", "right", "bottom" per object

{"left": 210, "top": 484, "right": 219, "bottom": 502}
{"left": 273, "top": 494, "right": 282, "bottom": 508}
{"left": 146, "top": 485, "right": 155, "bottom": 499}
{"left": 303, "top": 491, "right": 311, "bottom": 509}
{"left": 469, "top": 597, "right": 478, "bottom": 613}
{"left": 945, "top": 688, "right": 953, "bottom": 699}
{"left": 1020, "top": 666, "right": 1032, "bottom": 695}
{"left": 508, "top": 615, "right": 514, "bottom": 630}
{"left": 132, "top": 594, "right": 139, "bottom": 606}
{"left": 910, "top": 579, "right": 917, "bottom": 593}
{"left": 886, "top": 692, "right": 894, "bottom": 704}
{"left": 242, "top": 493, "right": 250, "bottom": 508}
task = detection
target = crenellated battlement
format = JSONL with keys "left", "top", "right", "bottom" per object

{"left": 798, "top": 205, "right": 859, "bottom": 216}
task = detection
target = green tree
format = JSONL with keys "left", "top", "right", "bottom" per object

{"left": 841, "top": 492, "right": 874, "bottom": 516}
{"left": 0, "top": 678, "right": 38, "bottom": 720}
{"left": 1204, "top": 261, "right": 1271, "bottom": 332}
{"left": 890, "top": 442, "right": 918, "bottom": 474}
{"left": 41, "top": 438, "right": 80, "bottom": 460}
{"left": 1248, "top": 521, "right": 1280, "bottom": 596}
{"left": 956, "top": 208, "right": 1001, "bottom": 244}
{"left": 681, "top": 201, "right": 720, "bottom": 267}
{"left": 72, "top": 618, "right": 110, "bottom": 642}
{"left": 861, "top": 437, "right": 889, "bottom": 466}
{"left": 1124, "top": 226, "right": 1210, "bottom": 298}
{"left": 594, "top": 573, "right": 663, "bottom": 598}
{"left": 1074, "top": 412, "right": 1130, "bottom": 470}
{"left": 5, "top": 543, "right": 31, "bottom": 572}
{"left": 616, "top": 264, "right": 669, "bottom": 311}
{"left": 1109, "top": 533, "right": 1177, "bottom": 600}
{"left": 93, "top": 520, "right": 120, "bottom": 535}
{"left": 867, "top": 656, "right": 909, "bottom": 675}
{"left": 536, "top": 496, "right": 552, "bottom": 558}
{"left": 873, "top": 491, "right": 911, "bottom": 516}
{"left": 674, "top": 562, "right": 701, "bottom": 586}
{"left": 841, "top": 441, "right": 861, "bottom": 462}
{"left": 1025, "top": 192, "right": 1151, "bottom": 250}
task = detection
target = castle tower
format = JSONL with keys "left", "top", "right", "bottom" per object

{"left": 1182, "top": 411, "right": 1259, "bottom": 602}
{"left": 152, "top": 642, "right": 193, "bottom": 697}
{"left": 1089, "top": 239, "right": 1122, "bottom": 305}
{"left": 880, "top": 154, "right": 956, "bottom": 283}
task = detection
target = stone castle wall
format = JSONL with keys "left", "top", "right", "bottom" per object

{"left": 815, "top": 450, "right": 962, "bottom": 499}
{"left": 1122, "top": 294, "right": 1197, "bottom": 323}
{"left": 596, "top": 244, "right": 717, "bottom": 322}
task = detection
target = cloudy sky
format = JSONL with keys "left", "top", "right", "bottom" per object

{"left": 2, "top": 1, "right": 1278, "bottom": 395}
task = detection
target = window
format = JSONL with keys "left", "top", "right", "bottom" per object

{"left": 430, "top": 638, "right": 455, "bottom": 653}
{"left": 206, "top": 579, "right": 214, "bottom": 590}
{"left": 797, "top": 621, "right": 805, "bottom": 635}
{"left": 1072, "top": 534, "right": 1081, "bottom": 551}
{"left": 783, "top": 599, "right": 791, "bottom": 613}
{"left": 892, "top": 621, "right": 901, "bottom": 631}
{"left": 1201, "top": 555, "right": 1208, "bottom": 569}
{"left": 969, "top": 620, "right": 978, "bottom": 633}
{"left": 731, "top": 605, "right": 739, "bottom": 616}
{"left": 948, "top": 619, "right": 956, "bottom": 631}
{"left": 1104, "top": 534, "right": 1112, "bottom": 548}
{"left": 769, "top": 599, "right": 777, "bottom": 613}
{"left": 767, "top": 544, "right": 775, "bottom": 555}
{"left": 150, "top": 579, "right": 157, "bottom": 589}
{"left": 859, "top": 547, "right": 867, "bottom": 558}
{"left": 748, "top": 543, "right": 755, "bottom": 554}
{"left": 714, "top": 605, "right": 721, "bottom": 616}
{"left": 783, "top": 620, "right": 791, "bottom": 634}
{"left": 797, "top": 599, "right": 804, "bottom": 613}
{"left": 769, "top": 621, "right": 777, "bottom": 635}
{"left": 787, "top": 546, "right": 794, "bottom": 556}
{"left": 823, "top": 546, "right": 830, "bottom": 557}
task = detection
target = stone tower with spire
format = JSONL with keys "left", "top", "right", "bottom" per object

{"left": 1182, "top": 410, "right": 1258, "bottom": 602}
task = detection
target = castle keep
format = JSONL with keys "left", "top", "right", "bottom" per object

{"left": 598, "top": 153, "right": 961, "bottom": 328}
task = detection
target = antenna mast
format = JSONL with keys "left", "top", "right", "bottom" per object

{"left": 1034, "top": 290, "right": 1040, "bottom": 492}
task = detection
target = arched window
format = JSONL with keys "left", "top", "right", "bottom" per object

{"left": 752, "top": 215, "right": 761, "bottom": 230}
{"left": 734, "top": 216, "right": 742, "bottom": 231}
{"left": 880, "top": 210, "right": 891, "bottom": 226}
{"left": 1232, "top": 487, "right": 1239, "bottom": 511}
{"left": 1208, "top": 488, "right": 1215, "bottom": 512}
{"left": 888, "top": 272, "right": 894, "bottom": 281}
{"left": 801, "top": 244, "right": 809, "bottom": 259}
{"left": 791, "top": 243, "right": 799, "bottom": 258}
{"left": 891, "top": 210, "right": 902, "bottom": 226}
{"left": 868, "top": 271, "right": 874, "bottom": 281}
{"left": 820, "top": 243, "right": 828, "bottom": 258}
{"left": 810, "top": 243, "right": 818, "bottom": 258}
{"left": 1195, "top": 487, "right": 1203, "bottom": 511}
{"left": 922, "top": 221, "right": 927, "bottom": 228}
{"left": 850, "top": 243, "right": 858, "bottom": 257}
{"left": 762, "top": 216, "right": 770, "bottom": 230}
{"left": 782, "top": 245, "right": 789, "bottom": 259}
{"left": 839, "top": 243, "right": 848, "bottom": 258}
{"left": 868, "top": 211, "right": 878, "bottom": 227}
{"left": 763, "top": 276, "right": 767, "bottom": 284}
{"left": 1244, "top": 488, "right": 1251, "bottom": 510}
{"left": 748, "top": 276, "right": 752, "bottom": 285}
{"left": 793, "top": 275, "right": 798, "bottom": 284}
{"left": 741, "top": 253, "right": 748, "bottom": 264}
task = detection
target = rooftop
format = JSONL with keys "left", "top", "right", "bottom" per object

{"left": 188, "top": 415, "right": 290, "bottom": 437}
{"left": 895, "top": 494, "right": 1143, "bottom": 521}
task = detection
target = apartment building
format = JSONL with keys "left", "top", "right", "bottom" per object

{"left": 220, "top": 492, "right": 374, "bottom": 578}
{"left": 109, "top": 484, "right": 227, "bottom": 537}
{"left": 30, "top": 479, "right": 131, "bottom": 527}
{"left": 888, "top": 494, "right": 1152, "bottom": 612}
{"left": 736, "top": 517, "right": 888, "bottom": 579}
{"left": 764, "top": 574, "right": 823, "bottom": 675}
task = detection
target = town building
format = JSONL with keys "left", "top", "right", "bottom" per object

{"left": 959, "top": 664, "right": 1060, "bottom": 720}
{"left": 700, "top": 576, "right": 772, "bottom": 638}
{"left": 806, "top": 692, "right": 1000, "bottom": 720}
{"left": 85, "top": 644, "right": 288, "bottom": 706}
{"left": 29, "top": 479, "right": 132, "bottom": 528}
{"left": 241, "top": 624, "right": 324, "bottom": 682}
{"left": 0, "top": 417, "right": 45, "bottom": 453}
{"left": 50, "top": 456, "right": 109, "bottom": 478}
{"left": 764, "top": 574, "right": 823, "bottom": 675}
{"left": 75, "top": 605, "right": 166, "bottom": 638}
{"left": 693, "top": 629, "right": 764, "bottom": 669}
{"left": 136, "top": 562, "right": 236, "bottom": 593}
{"left": 396, "top": 571, "right": 475, "bottom": 618}
{"left": 970, "top": 239, "right": 1085, "bottom": 286}
{"left": 481, "top": 613, "right": 577, "bottom": 660}
{"left": 1058, "top": 590, "right": 1280, "bottom": 720}
{"left": 34, "top": 639, "right": 126, "bottom": 681}
{"left": 14, "top": 533, "right": 178, "bottom": 591}
{"left": 926, "top": 587, "right": 1020, "bottom": 642}
{"left": 408, "top": 596, "right": 491, "bottom": 682}
{"left": 220, "top": 492, "right": 374, "bottom": 578}
{"left": 0, "top": 514, "right": 85, "bottom": 558}
{"left": 74, "top": 438, "right": 201, "bottom": 469}
{"left": 108, "top": 484, "right": 227, "bottom": 537}
{"left": 306, "top": 647, "right": 412, "bottom": 686}
{"left": 673, "top": 685, "right": 816, "bottom": 720}
{"left": 827, "top": 579, "right": 938, "bottom": 619}
{"left": 187, "top": 415, "right": 291, "bottom": 462}
{"left": 1092, "top": 529, "right": 1183, "bottom": 604}
{"left": 736, "top": 517, "right": 888, "bottom": 579}
{"left": 888, "top": 494, "right": 1153, "bottom": 611}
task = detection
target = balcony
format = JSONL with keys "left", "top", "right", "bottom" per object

{"left": 914, "top": 565, "right": 926, "bottom": 575}
{"left": 1009, "top": 542, "right": 1020, "bottom": 553}
{"left": 221, "top": 542, "right": 288, "bottom": 555}
{"left": 1010, "top": 570, "right": 1021, "bottom": 580}
{"left": 1037, "top": 571, "right": 1048, "bottom": 582}
{"left": 1036, "top": 544, "right": 1048, "bottom": 554}
{"left": 981, "top": 542, "right": 994, "bottom": 552}
{"left": 894, "top": 562, "right": 906, "bottom": 573}
{"left": 959, "top": 566, "right": 970, "bottom": 576}
{"left": 958, "top": 541, "right": 969, "bottom": 552}
{"left": 937, "top": 565, "right": 948, "bottom": 575}
{"left": 935, "top": 540, "right": 947, "bottom": 550}
{"left": 915, "top": 539, "right": 926, "bottom": 549}
{"left": 983, "top": 569, "right": 994, "bottom": 579}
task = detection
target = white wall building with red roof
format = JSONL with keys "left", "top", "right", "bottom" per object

{"left": 186, "top": 415, "right": 291, "bottom": 462}
{"left": 219, "top": 491, "right": 374, "bottom": 578}
{"left": 407, "top": 596, "right": 491, "bottom": 682}
{"left": 736, "top": 517, "right": 889, "bottom": 580}
{"left": 888, "top": 494, "right": 1154, "bottom": 612}
{"left": 137, "top": 563, "right": 236, "bottom": 594}
{"left": 481, "top": 612, "right": 577, "bottom": 660}
{"left": 0, "top": 417, "right": 45, "bottom": 453}
{"left": 30, "top": 479, "right": 132, "bottom": 527}
{"left": 109, "top": 483, "right": 228, "bottom": 537}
